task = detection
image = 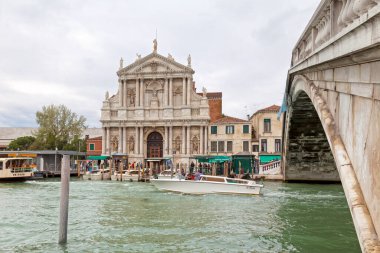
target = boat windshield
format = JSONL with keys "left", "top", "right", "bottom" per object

{"left": 225, "top": 178, "right": 249, "bottom": 184}
{"left": 200, "top": 176, "right": 225, "bottom": 183}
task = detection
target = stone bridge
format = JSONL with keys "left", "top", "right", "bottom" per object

{"left": 281, "top": 1, "right": 380, "bottom": 252}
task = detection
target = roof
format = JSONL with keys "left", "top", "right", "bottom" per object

{"left": 251, "top": 105, "right": 280, "bottom": 118}
{"left": 87, "top": 136, "right": 102, "bottom": 141}
{"left": 196, "top": 92, "right": 222, "bottom": 99}
{"left": 211, "top": 115, "right": 248, "bottom": 124}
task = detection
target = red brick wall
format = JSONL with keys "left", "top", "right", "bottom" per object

{"left": 86, "top": 137, "right": 102, "bottom": 156}
{"left": 209, "top": 98, "right": 222, "bottom": 122}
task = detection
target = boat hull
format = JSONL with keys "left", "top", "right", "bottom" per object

{"left": 150, "top": 179, "right": 262, "bottom": 195}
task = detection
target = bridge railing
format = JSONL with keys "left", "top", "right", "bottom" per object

{"left": 259, "top": 160, "right": 281, "bottom": 175}
{"left": 291, "top": 0, "right": 380, "bottom": 68}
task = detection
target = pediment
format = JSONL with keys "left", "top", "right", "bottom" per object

{"left": 117, "top": 52, "right": 194, "bottom": 76}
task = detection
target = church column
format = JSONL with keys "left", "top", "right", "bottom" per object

{"left": 140, "top": 79, "right": 144, "bottom": 107}
{"left": 169, "top": 78, "right": 173, "bottom": 106}
{"left": 123, "top": 127, "right": 127, "bottom": 154}
{"left": 200, "top": 126, "right": 204, "bottom": 155}
{"left": 118, "top": 127, "right": 122, "bottom": 153}
{"left": 164, "top": 78, "right": 168, "bottom": 107}
{"left": 102, "top": 127, "right": 106, "bottom": 155}
{"left": 182, "top": 77, "right": 186, "bottom": 105}
{"left": 169, "top": 126, "right": 173, "bottom": 155}
{"left": 205, "top": 126, "right": 208, "bottom": 154}
{"left": 164, "top": 126, "right": 168, "bottom": 156}
{"left": 186, "top": 126, "right": 191, "bottom": 155}
{"left": 182, "top": 126, "right": 186, "bottom": 154}
{"left": 135, "top": 127, "right": 139, "bottom": 154}
{"left": 139, "top": 126, "right": 144, "bottom": 155}
{"left": 106, "top": 127, "right": 110, "bottom": 155}
{"left": 187, "top": 77, "right": 191, "bottom": 105}
{"left": 119, "top": 80, "right": 123, "bottom": 107}
{"left": 123, "top": 80, "right": 127, "bottom": 107}
{"left": 135, "top": 79, "right": 140, "bottom": 107}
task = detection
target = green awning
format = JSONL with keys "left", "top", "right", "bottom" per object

{"left": 208, "top": 156, "right": 231, "bottom": 163}
{"left": 87, "top": 155, "right": 110, "bottom": 160}
{"left": 259, "top": 155, "right": 281, "bottom": 164}
{"left": 193, "top": 156, "right": 231, "bottom": 163}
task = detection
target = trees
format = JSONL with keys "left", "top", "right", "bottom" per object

{"left": 33, "top": 104, "right": 87, "bottom": 150}
{"left": 7, "top": 136, "right": 36, "bottom": 150}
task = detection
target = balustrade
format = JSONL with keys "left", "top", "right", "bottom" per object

{"left": 292, "top": 0, "right": 379, "bottom": 66}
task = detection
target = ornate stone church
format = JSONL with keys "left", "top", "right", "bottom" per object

{"left": 100, "top": 40, "right": 212, "bottom": 169}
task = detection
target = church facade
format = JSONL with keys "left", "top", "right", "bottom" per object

{"left": 100, "top": 42, "right": 210, "bottom": 169}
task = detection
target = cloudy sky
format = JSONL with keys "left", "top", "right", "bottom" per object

{"left": 0, "top": 0, "right": 320, "bottom": 127}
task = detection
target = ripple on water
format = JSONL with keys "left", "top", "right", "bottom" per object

{"left": 0, "top": 179, "right": 360, "bottom": 253}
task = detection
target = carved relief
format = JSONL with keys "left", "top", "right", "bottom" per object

{"left": 192, "top": 136, "right": 199, "bottom": 154}
{"left": 111, "top": 136, "right": 119, "bottom": 152}
{"left": 174, "top": 86, "right": 182, "bottom": 95}
{"left": 174, "top": 136, "right": 181, "bottom": 153}
{"left": 127, "top": 88, "right": 136, "bottom": 106}
{"left": 128, "top": 136, "right": 135, "bottom": 153}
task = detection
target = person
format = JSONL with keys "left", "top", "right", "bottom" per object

{"left": 190, "top": 161, "right": 195, "bottom": 174}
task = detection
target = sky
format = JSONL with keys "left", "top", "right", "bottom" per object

{"left": 0, "top": 0, "right": 320, "bottom": 128}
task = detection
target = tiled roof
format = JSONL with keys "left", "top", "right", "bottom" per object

{"left": 196, "top": 92, "right": 222, "bottom": 99}
{"left": 87, "top": 136, "right": 102, "bottom": 140}
{"left": 251, "top": 105, "right": 280, "bottom": 117}
{"left": 211, "top": 115, "right": 248, "bottom": 124}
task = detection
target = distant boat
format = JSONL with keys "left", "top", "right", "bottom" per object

{"left": 83, "top": 169, "right": 111, "bottom": 180}
{"left": 0, "top": 157, "right": 35, "bottom": 182}
{"left": 111, "top": 170, "right": 140, "bottom": 182}
{"left": 154, "top": 169, "right": 177, "bottom": 179}
{"left": 151, "top": 175, "right": 263, "bottom": 195}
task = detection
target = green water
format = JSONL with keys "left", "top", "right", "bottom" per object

{"left": 0, "top": 179, "right": 360, "bottom": 252}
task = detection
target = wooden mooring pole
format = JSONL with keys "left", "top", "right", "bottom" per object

{"left": 58, "top": 155, "right": 70, "bottom": 244}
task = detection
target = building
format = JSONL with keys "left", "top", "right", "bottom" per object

{"left": 86, "top": 136, "right": 102, "bottom": 156}
{"left": 208, "top": 116, "right": 251, "bottom": 156}
{"left": 100, "top": 41, "right": 218, "bottom": 170}
{"left": 250, "top": 105, "right": 283, "bottom": 164}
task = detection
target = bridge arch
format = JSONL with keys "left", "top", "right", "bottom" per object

{"left": 284, "top": 74, "right": 379, "bottom": 251}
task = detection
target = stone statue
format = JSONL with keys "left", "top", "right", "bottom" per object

{"left": 192, "top": 140, "right": 198, "bottom": 154}
{"left": 129, "top": 137, "right": 134, "bottom": 153}
{"left": 168, "top": 53, "right": 174, "bottom": 61}
{"left": 187, "top": 54, "right": 191, "bottom": 67}
{"left": 105, "top": 91, "right": 109, "bottom": 100}
{"left": 202, "top": 87, "right": 207, "bottom": 97}
{"left": 153, "top": 39, "right": 157, "bottom": 53}
{"left": 120, "top": 57, "right": 123, "bottom": 69}
{"left": 136, "top": 53, "right": 141, "bottom": 60}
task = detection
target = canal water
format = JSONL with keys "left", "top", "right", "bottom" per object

{"left": 0, "top": 179, "right": 360, "bottom": 253}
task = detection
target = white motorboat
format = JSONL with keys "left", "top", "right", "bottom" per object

{"left": 83, "top": 169, "right": 111, "bottom": 180}
{"left": 150, "top": 175, "right": 263, "bottom": 195}
{"left": 0, "top": 157, "right": 35, "bottom": 182}
{"left": 155, "top": 169, "right": 177, "bottom": 179}
{"left": 122, "top": 170, "right": 140, "bottom": 182}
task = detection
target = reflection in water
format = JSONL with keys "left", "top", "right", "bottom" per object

{"left": 0, "top": 179, "right": 360, "bottom": 252}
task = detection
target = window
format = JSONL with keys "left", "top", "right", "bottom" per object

{"left": 243, "top": 141, "right": 249, "bottom": 152}
{"left": 89, "top": 143, "right": 95, "bottom": 151}
{"left": 264, "top": 119, "right": 271, "bottom": 132}
{"left": 227, "top": 141, "right": 233, "bottom": 152}
{"left": 211, "top": 126, "right": 218, "bottom": 134}
{"left": 261, "top": 139, "right": 267, "bottom": 152}
{"left": 252, "top": 145, "right": 259, "bottom": 152}
{"left": 0, "top": 162, "right": 2, "bottom": 170}
{"left": 275, "top": 139, "right": 281, "bottom": 152}
{"left": 218, "top": 141, "right": 225, "bottom": 152}
{"left": 211, "top": 141, "right": 217, "bottom": 152}
{"left": 225, "top": 125, "right": 234, "bottom": 134}
{"left": 243, "top": 125, "right": 249, "bottom": 134}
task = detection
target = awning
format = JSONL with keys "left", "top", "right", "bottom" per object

{"left": 146, "top": 159, "right": 163, "bottom": 162}
{"left": 259, "top": 155, "right": 281, "bottom": 164}
{"left": 87, "top": 155, "right": 110, "bottom": 160}
{"left": 208, "top": 156, "right": 231, "bottom": 163}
